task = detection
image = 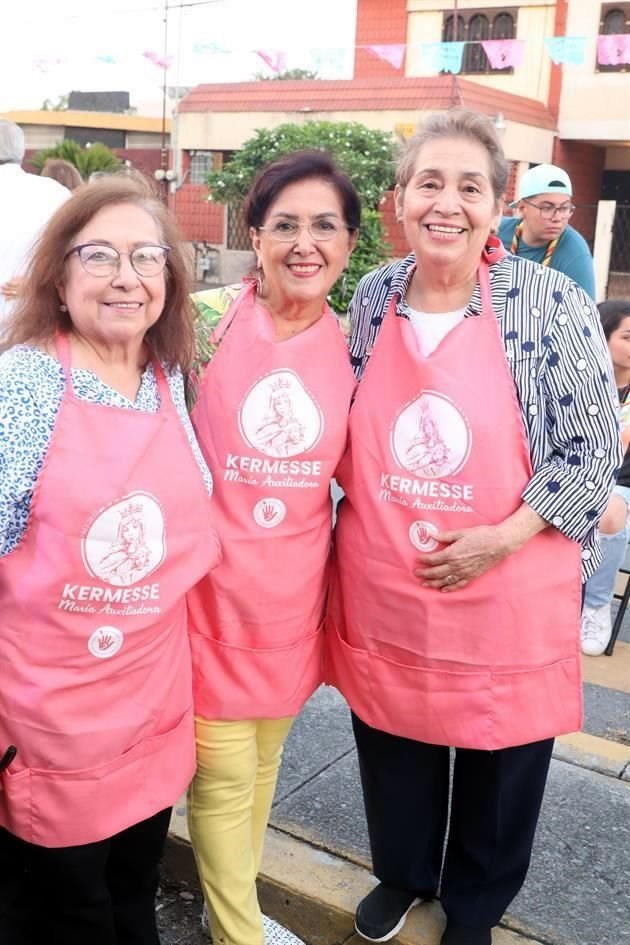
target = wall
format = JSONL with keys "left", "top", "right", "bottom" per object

{"left": 177, "top": 110, "right": 554, "bottom": 165}
{"left": 559, "top": 0, "right": 630, "bottom": 141}
{"left": 354, "top": 0, "right": 408, "bottom": 78}
{"left": 406, "top": 0, "right": 555, "bottom": 104}
{"left": 552, "top": 138, "right": 606, "bottom": 244}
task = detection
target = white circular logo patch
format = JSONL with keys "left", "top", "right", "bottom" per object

{"left": 409, "top": 520, "right": 440, "bottom": 553}
{"left": 82, "top": 491, "right": 166, "bottom": 587}
{"left": 239, "top": 369, "right": 323, "bottom": 457}
{"left": 253, "top": 498, "right": 286, "bottom": 529}
{"left": 88, "top": 626, "right": 124, "bottom": 659}
{"left": 391, "top": 391, "right": 471, "bottom": 479}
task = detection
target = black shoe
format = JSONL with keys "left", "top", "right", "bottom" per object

{"left": 440, "top": 921, "right": 492, "bottom": 945}
{"left": 355, "top": 883, "right": 421, "bottom": 942}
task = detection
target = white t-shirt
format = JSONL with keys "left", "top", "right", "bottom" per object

{"left": 403, "top": 303, "right": 467, "bottom": 357}
{"left": 0, "top": 163, "right": 69, "bottom": 324}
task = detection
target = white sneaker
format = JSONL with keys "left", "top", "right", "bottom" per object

{"left": 581, "top": 603, "right": 613, "bottom": 656}
{"left": 200, "top": 903, "right": 305, "bottom": 944}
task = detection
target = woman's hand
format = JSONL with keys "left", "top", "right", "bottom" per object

{"left": 0, "top": 278, "right": 23, "bottom": 300}
{"left": 414, "top": 503, "right": 549, "bottom": 592}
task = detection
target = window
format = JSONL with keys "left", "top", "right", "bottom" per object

{"left": 442, "top": 8, "right": 516, "bottom": 75}
{"left": 189, "top": 150, "right": 235, "bottom": 184}
{"left": 598, "top": 3, "right": 630, "bottom": 72}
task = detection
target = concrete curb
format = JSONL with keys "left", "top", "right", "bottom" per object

{"left": 163, "top": 820, "right": 547, "bottom": 945}
{"left": 554, "top": 731, "right": 630, "bottom": 780}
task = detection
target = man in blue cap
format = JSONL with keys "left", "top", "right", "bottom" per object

{"left": 498, "top": 163, "right": 595, "bottom": 298}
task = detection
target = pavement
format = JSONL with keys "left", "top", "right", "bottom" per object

{"left": 161, "top": 609, "right": 630, "bottom": 945}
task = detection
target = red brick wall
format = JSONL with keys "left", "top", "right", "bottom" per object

{"left": 171, "top": 183, "right": 224, "bottom": 243}
{"left": 380, "top": 191, "right": 407, "bottom": 258}
{"left": 354, "top": 0, "right": 408, "bottom": 78}
{"left": 552, "top": 139, "right": 605, "bottom": 246}
{"left": 548, "top": 0, "right": 568, "bottom": 122}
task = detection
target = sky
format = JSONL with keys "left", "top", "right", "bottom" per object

{"left": 0, "top": 0, "right": 358, "bottom": 114}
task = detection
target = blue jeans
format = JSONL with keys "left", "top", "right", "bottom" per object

{"left": 584, "top": 485, "right": 630, "bottom": 609}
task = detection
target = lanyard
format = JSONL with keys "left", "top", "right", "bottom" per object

{"left": 510, "top": 221, "right": 560, "bottom": 267}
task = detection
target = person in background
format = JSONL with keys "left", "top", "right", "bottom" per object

{"left": 581, "top": 299, "right": 630, "bottom": 655}
{"left": 186, "top": 150, "right": 359, "bottom": 945}
{"left": 0, "top": 176, "right": 220, "bottom": 945}
{"left": 326, "top": 109, "right": 620, "bottom": 945}
{"left": 41, "top": 157, "right": 83, "bottom": 191}
{"left": 498, "top": 163, "right": 595, "bottom": 298}
{"left": 0, "top": 119, "right": 69, "bottom": 321}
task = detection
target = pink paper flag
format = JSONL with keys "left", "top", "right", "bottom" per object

{"left": 255, "top": 49, "right": 287, "bottom": 73}
{"left": 597, "top": 34, "right": 630, "bottom": 66}
{"left": 365, "top": 44, "right": 406, "bottom": 69}
{"left": 481, "top": 39, "right": 525, "bottom": 70}
{"left": 143, "top": 50, "right": 174, "bottom": 69}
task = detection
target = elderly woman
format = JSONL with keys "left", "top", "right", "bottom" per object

{"left": 186, "top": 150, "right": 359, "bottom": 945}
{"left": 326, "top": 109, "right": 621, "bottom": 945}
{"left": 0, "top": 176, "right": 220, "bottom": 945}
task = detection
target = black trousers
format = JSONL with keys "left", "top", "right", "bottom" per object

{"left": 0, "top": 807, "right": 171, "bottom": 945}
{"left": 352, "top": 712, "right": 553, "bottom": 930}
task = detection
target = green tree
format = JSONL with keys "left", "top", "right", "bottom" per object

{"left": 252, "top": 68, "right": 319, "bottom": 81}
{"left": 206, "top": 121, "right": 396, "bottom": 312}
{"left": 31, "top": 139, "right": 122, "bottom": 180}
{"left": 41, "top": 94, "right": 69, "bottom": 111}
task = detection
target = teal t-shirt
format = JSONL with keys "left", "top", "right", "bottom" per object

{"left": 498, "top": 217, "right": 595, "bottom": 299}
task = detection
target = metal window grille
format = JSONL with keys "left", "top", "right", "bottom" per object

{"left": 227, "top": 204, "right": 252, "bottom": 251}
{"left": 442, "top": 8, "right": 515, "bottom": 75}
{"left": 608, "top": 204, "right": 630, "bottom": 298}
{"left": 597, "top": 3, "right": 630, "bottom": 72}
{"left": 190, "top": 152, "right": 214, "bottom": 185}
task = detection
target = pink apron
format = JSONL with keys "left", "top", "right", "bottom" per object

{"left": 188, "top": 283, "right": 356, "bottom": 719}
{"left": 327, "top": 247, "right": 583, "bottom": 750}
{"left": 0, "top": 334, "right": 221, "bottom": 847}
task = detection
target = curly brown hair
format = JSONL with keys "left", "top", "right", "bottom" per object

{"left": 1, "top": 175, "right": 195, "bottom": 371}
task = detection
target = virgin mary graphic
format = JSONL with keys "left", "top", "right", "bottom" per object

{"left": 404, "top": 402, "right": 451, "bottom": 478}
{"left": 94, "top": 502, "right": 154, "bottom": 586}
{"left": 255, "top": 378, "right": 306, "bottom": 457}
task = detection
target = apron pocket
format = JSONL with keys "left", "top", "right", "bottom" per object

{"left": 2, "top": 707, "right": 195, "bottom": 848}
{"left": 190, "top": 624, "right": 323, "bottom": 718}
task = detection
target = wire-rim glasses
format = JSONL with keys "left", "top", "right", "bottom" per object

{"left": 257, "top": 219, "right": 351, "bottom": 242}
{"left": 66, "top": 243, "right": 171, "bottom": 277}
{"left": 522, "top": 200, "right": 575, "bottom": 220}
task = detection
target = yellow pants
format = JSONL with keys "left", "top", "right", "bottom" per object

{"left": 188, "top": 716, "right": 294, "bottom": 945}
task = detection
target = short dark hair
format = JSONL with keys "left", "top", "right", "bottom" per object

{"left": 598, "top": 299, "right": 630, "bottom": 340}
{"left": 2, "top": 175, "right": 195, "bottom": 371}
{"left": 243, "top": 150, "right": 361, "bottom": 231}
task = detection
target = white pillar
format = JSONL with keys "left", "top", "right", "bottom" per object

{"left": 593, "top": 200, "right": 616, "bottom": 303}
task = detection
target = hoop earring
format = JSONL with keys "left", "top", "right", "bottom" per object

{"left": 59, "top": 304, "right": 68, "bottom": 312}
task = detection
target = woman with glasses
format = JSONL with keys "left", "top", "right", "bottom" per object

{"left": 325, "top": 111, "right": 619, "bottom": 945}
{"left": 185, "top": 150, "right": 359, "bottom": 945}
{"left": 0, "top": 176, "right": 221, "bottom": 945}
{"left": 498, "top": 163, "right": 595, "bottom": 298}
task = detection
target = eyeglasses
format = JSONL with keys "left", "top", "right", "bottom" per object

{"left": 65, "top": 243, "right": 170, "bottom": 277}
{"left": 522, "top": 200, "right": 575, "bottom": 220}
{"left": 257, "top": 219, "right": 351, "bottom": 242}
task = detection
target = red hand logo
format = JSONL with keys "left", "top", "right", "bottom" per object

{"left": 98, "top": 634, "right": 114, "bottom": 650}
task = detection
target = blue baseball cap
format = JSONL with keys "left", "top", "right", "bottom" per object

{"left": 509, "top": 164, "right": 572, "bottom": 208}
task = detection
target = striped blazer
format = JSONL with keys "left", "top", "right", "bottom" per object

{"left": 347, "top": 251, "right": 622, "bottom": 578}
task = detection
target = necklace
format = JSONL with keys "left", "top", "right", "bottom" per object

{"left": 511, "top": 221, "right": 560, "bottom": 267}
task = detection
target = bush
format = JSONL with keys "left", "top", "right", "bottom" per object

{"left": 206, "top": 121, "right": 397, "bottom": 312}
{"left": 31, "top": 139, "right": 122, "bottom": 180}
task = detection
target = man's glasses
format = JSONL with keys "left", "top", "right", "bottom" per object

{"left": 66, "top": 243, "right": 170, "bottom": 277}
{"left": 522, "top": 200, "right": 576, "bottom": 220}
{"left": 257, "top": 218, "right": 351, "bottom": 242}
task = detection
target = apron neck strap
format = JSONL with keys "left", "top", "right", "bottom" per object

{"left": 54, "top": 329, "right": 171, "bottom": 402}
